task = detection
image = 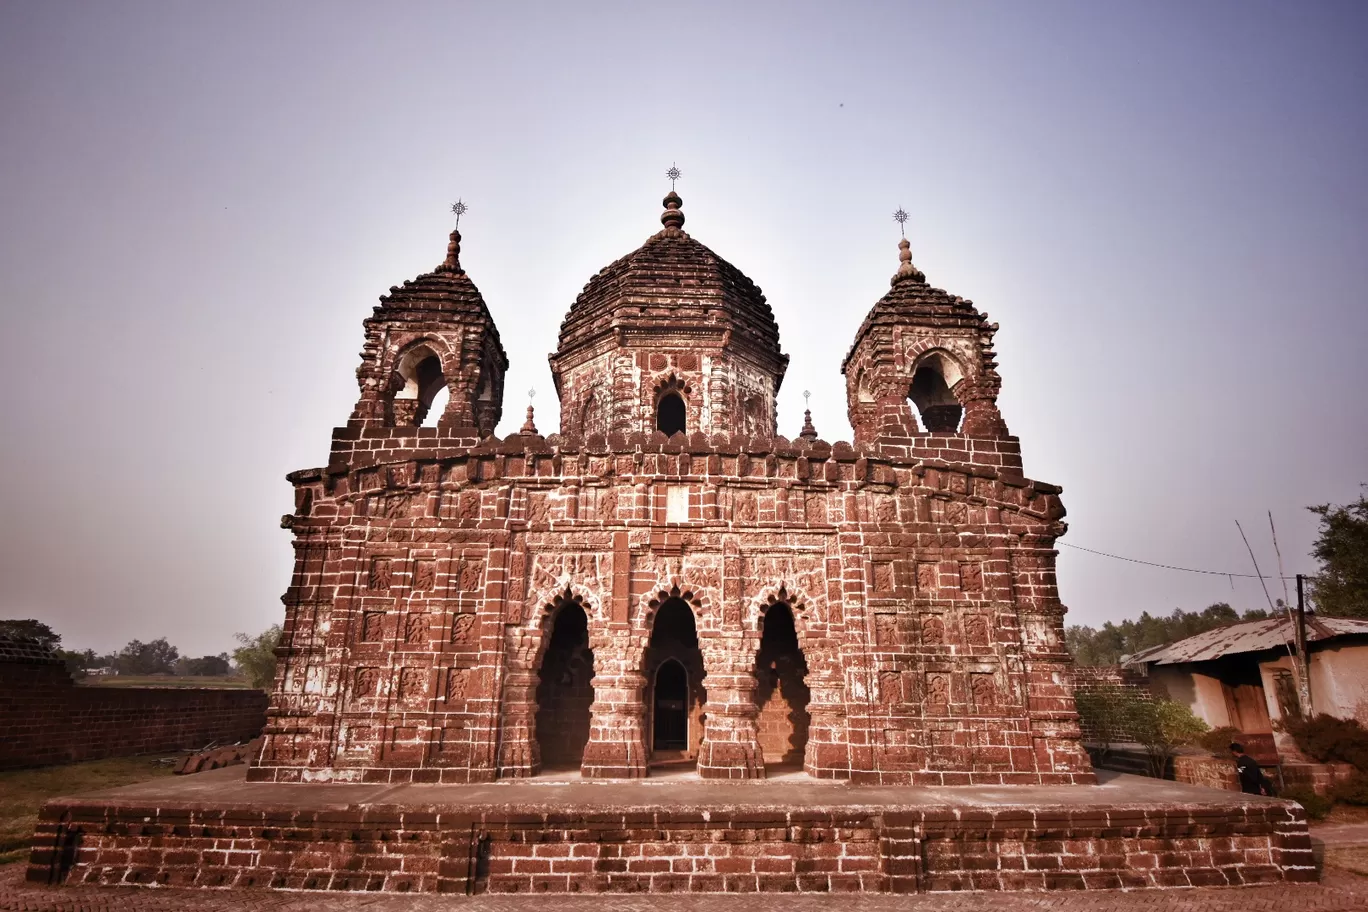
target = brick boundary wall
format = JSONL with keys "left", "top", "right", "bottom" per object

{"left": 0, "top": 639, "right": 268, "bottom": 770}
{"left": 27, "top": 800, "right": 1315, "bottom": 894}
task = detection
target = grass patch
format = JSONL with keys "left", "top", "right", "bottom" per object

{"left": 0, "top": 756, "right": 176, "bottom": 865}
{"left": 1326, "top": 845, "right": 1368, "bottom": 877}
{"left": 77, "top": 674, "right": 252, "bottom": 689}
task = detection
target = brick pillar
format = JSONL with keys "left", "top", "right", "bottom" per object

{"left": 1012, "top": 538, "right": 1095, "bottom": 783}
{"left": 696, "top": 640, "right": 764, "bottom": 779}
{"left": 960, "top": 392, "right": 1007, "bottom": 438}
{"left": 581, "top": 642, "right": 647, "bottom": 778}
{"left": 496, "top": 667, "right": 540, "bottom": 777}
{"left": 803, "top": 660, "right": 851, "bottom": 779}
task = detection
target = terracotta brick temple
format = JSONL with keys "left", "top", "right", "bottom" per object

{"left": 28, "top": 189, "right": 1316, "bottom": 895}
{"left": 253, "top": 190, "right": 1091, "bottom": 786}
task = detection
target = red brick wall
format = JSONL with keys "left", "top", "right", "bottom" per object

{"left": 0, "top": 652, "right": 267, "bottom": 770}
{"left": 28, "top": 799, "right": 1315, "bottom": 893}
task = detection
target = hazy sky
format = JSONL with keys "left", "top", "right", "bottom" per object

{"left": 1, "top": 1, "right": 1364, "bottom": 656}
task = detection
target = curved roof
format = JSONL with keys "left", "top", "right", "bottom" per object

{"left": 372, "top": 230, "right": 508, "bottom": 366}
{"left": 554, "top": 194, "right": 784, "bottom": 371}
{"left": 841, "top": 244, "right": 990, "bottom": 373}
{"left": 1125, "top": 615, "right": 1368, "bottom": 666}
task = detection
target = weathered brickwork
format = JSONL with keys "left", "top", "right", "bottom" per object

{"left": 27, "top": 792, "right": 1315, "bottom": 894}
{"left": 0, "top": 636, "right": 266, "bottom": 770}
{"left": 251, "top": 194, "right": 1094, "bottom": 788}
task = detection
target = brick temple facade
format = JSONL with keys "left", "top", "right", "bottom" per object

{"left": 251, "top": 191, "right": 1094, "bottom": 786}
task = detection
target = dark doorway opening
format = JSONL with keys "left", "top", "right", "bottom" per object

{"left": 656, "top": 393, "right": 686, "bottom": 435}
{"left": 653, "top": 659, "right": 688, "bottom": 750}
{"left": 534, "top": 600, "right": 595, "bottom": 771}
{"left": 645, "top": 596, "right": 706, "bottom": 766}
{"left": 754, "top": 602, "right": 810, "bottom": 770}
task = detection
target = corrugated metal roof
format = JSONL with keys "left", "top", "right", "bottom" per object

{"left": 1124, "top": 616, "right": 1368, "bottom": 667}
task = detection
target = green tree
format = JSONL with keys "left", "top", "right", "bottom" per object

{"left": 1066, "top": 602, "right": 1270, "bottom": 666}
{"left": 233, "top": 625, "right": 281, "bottom": 691}
{"left": 1309, "top": 490, "right": 1368, "bottom": 618}
{"left": 175, "top": 653, "right": 232, "bottom": 676}
{"left": 114, "top": 637, "right": 180, "bottom": 675}
{"left": 57, "top": 647, "right": 97, "bottom": 677}
{"left": 1135, "top": 699, "right": 1209, "bottom": 778}
{"left": 0, "top": 618, "right": 61, "bottom": 651}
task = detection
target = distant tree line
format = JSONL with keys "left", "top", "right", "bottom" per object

{"left": 1067, "top": 488, "right": 1368, "bottom": 665}
{"left": 0, "top": 618, "right": 280, "bottom": 689}
{"left": 1065, "top": 603, "right": 1270, "bottom": 666}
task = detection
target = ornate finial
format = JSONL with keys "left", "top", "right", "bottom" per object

{"left": 520, "top": 389, "right": 538, "bottom": 435}
{"left": 890, "top": 207, "right": 925, "bottom": 285}
{"left": 660, "top": 191, "right": 685, "bottom": 232}
{"left": 893, "top": 207, "right": 909, "bottom": 238}
{"left": 666, "top": 163, "right": 682, "bottom": 190}
{"left": 800, "top": 390, "right": 818, "bottom": 440}
{"left": 440, "top": 199, "right": 468, "bottom": 273}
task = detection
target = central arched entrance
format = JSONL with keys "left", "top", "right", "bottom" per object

{"left": 652, "top": 659, "right": 688, "bottom": 750}
{"left": 754, "top": 601, "right": 810, "bottom": 772}
{"left": 645, "top": 597, "right": 706, "bottom": 768}
{"left": 534, "top": 599, "right": 595, "bottom": 771}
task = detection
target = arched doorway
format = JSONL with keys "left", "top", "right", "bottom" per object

{"left": 645, "top": 597, "right": 706, "bottom": 768}
{"left": 656, "top": 393, "right": 686, "bottom": 435}
{"left": 534, "top": 600, "right": 595, "bottom": 771}
{"left": 652, "top": 659, "right": 688, "bottom": 750}
{"left": 754, "top": 602, "right": 810, "bottom": 771}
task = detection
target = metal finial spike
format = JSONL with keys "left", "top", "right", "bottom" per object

{"left": 666, "top": 163, "right": 682, "bottom": 191}
{"left": 892, "top": 207, "right": 909, "bottom": 238}
{"left": 528, "top": 388, "right": 536, "bottom": 404}
{"left": 803, "top": 390, "right": 811, "bottom": 405}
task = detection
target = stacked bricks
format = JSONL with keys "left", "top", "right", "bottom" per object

{"left": 28, "top": 798, "right": 1315, "bottom": 894}
{"left": 0, "top": 636, "right": 267, "bottom": 770}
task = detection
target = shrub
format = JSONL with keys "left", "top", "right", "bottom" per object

{"left": 1332, "top": 771, "right": 1368, "bottom": 806}
{"left": 1197, "top": 726, "right": 1244, "bottom": 756}
{"left": 1282, "top": 714, "right": 1368, "bottom": 771}
{"left": 1283, "top": 786, "right": 1333, "bottom": 820}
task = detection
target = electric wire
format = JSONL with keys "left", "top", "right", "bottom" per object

{"left": 1057, "top": 541, "right": 1301, "bottom": 581}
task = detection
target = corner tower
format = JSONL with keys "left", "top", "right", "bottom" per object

{"left": 841, "top": 231, "right": 1018, "bottom": 470}
{"left": 348, "top": 222, "right": 508, "bottom": 435}
{"left": 550, "top": 189, "right": 788, "bottom": 439}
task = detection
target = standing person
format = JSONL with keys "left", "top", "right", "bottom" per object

{"left": 1230, "top": 742, "right": 1276, "bottom": 796}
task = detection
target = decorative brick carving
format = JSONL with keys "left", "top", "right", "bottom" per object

{"left": 354, "top": 667, "right": 380, "bottom": 697}
{"left": 450, "top": 613, "right": 476, "bottom": 645}
{"left": 360, "top": 611, "right": 384, "bottom": 642}
{"left": 368, "top": 557, "right": 392, "bottom": 591}
{"left": 413, "top": 560, "right": 436, "bottom": 592}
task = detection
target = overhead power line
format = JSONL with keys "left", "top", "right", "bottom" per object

{"left": 1057, "top": 541, "right": 1301, "bottom": 581}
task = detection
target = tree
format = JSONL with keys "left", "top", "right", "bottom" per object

{"left": 1310, "top": 490, "right": 1368, "bottom": 619}
{"left": 114, "top": 638, "right": 180, "bottom": 675}
{"left": 176, "top": 653, "right": 232, "bottom": 676}
{"left": 1135, "top": 699, "right": 1209, "bottom": 778}
{"left": 0, "top": 618, "right": 61, "bottom": 652}
{"left": 1066, "top": 603, "right": 1269, "bottom": 666}
{"left": 57, "top": 647, "right": 97, "bottom": 677}
{"left": 233, "top": 625, "right": 281, "bottom": 691}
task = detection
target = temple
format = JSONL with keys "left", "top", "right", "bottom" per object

{"left": 251, "top": 188, "right": 1094, "bottom": 785}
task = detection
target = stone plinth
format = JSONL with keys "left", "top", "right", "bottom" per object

{"left": 28, "top": 767, "right": 1314, "bottom": 895}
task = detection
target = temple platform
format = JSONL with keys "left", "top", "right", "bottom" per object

{"left": 26, "top": 767, "right": 1315, "bottom": 895}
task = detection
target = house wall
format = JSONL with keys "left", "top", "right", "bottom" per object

{"left": 1308, "top": 642, "right": 1368, "bottom": 723}
{"left": 1148, "top": 666, "right": 1232, "bottom": 729}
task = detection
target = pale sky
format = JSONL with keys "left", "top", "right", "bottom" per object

{"left": 1, "top": 1, "right": 1364, "bottom": 656}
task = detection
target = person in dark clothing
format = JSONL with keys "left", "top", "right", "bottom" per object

{"left": 1230, "top": 742, "right": 1276, "bottom": 796}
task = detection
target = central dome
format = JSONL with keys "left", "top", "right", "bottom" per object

{"left": 550, "top": 192, "right": 788, "bottom": 439}
{"left": 555, "top": 192, "right": 784, "bottom": 367}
